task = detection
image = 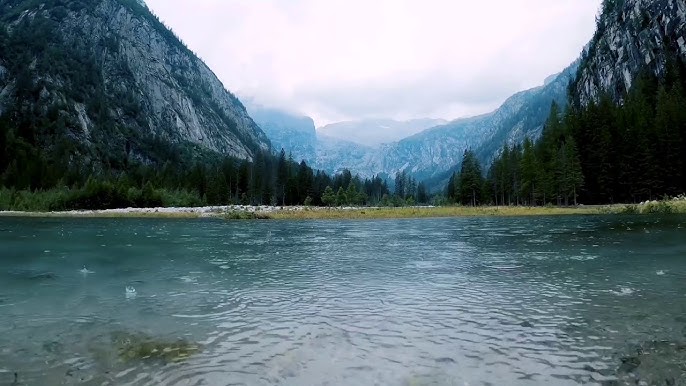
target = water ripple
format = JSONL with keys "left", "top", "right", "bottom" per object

{"left": 0, "top": 216, "right": 685, "bottom": 385}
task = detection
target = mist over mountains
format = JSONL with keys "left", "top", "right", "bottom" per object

{"left": 249, "top": 63, "right": 576, "bottom": 189}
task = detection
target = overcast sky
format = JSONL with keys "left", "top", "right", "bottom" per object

{"left": 145, "top": 0, "right": 601, "bottom": 127}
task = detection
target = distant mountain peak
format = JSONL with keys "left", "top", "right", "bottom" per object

{"left": 317, "top": 118, "right": 448, "bottom": 147}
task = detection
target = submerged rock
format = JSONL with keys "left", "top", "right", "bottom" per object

{"left": 617, "top": 355, "right": 641, "bottom": 374}
{"left": 8, "top": 269, "right": 58, "bottom": 281}
{"left": 31, "top": 273, "right": 57, "bottom": 280}
{"left": 614, "top": 340, "right": 686, "bottom": 385}
{"left": 42, "top": 341, "right": 64, "bottom": 354}
{"left": 110, "top": 331, "right": 201, "bottom": 364}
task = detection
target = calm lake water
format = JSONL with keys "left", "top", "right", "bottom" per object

{"left": 1, "top": 216, "right": 685, "bottom": 386}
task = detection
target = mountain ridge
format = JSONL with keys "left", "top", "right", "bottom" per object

{"left": 318, "top": 118, "right": 447, "bottom": 147}
{"left": 252, "top": 64, "right": 576, "bottom": 183}
{"left": 0, "top": 0, "right": 270, "bottom": 173}
{"left": 573, "top": 0, "right": 686, "bottom": 106}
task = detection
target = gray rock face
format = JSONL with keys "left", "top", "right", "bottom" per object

{"left": 246, "top": 105, "right": 317, "bottom": 165}
{"left": 315, "top": 135, "right": 376, "bottom": 176}
{"left": 318, "top": 118, "right": 447, "bottom": 148}
{"left": 316, "top": 64, "right": 576, "bottom": 181}
{"left": 255, "top": 66, "right": 575, "bottom": 182}
{"left": 1, "top": 0, "right": 269, "bottom": 162}
{"left": 574, "top": 0, "right": 686, "bottom": 105}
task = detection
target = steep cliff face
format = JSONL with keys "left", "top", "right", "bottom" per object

{"left": 574, "top": 0, "right": 686, "bottom": 105}
{"left": 246, "top": 105, "right": 317, "bottom": 165}
{"left": 315, "top": 135, "right": 377, "bottom": 176}
{"left": 253, "top": 67, "right": 575, "bottom": 181}
{"left": 0, "top": 0, "right": 269, "bottom": 167}
{"left": 318, "top": 118, "right": 447, "bottom": 148}
{"left": 374, "top": 64, "right": 576, "bottom": 181}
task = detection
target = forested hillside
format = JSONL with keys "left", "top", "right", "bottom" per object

{"left": 0, "top": 0, "right": 392, "bottom": 210}
{"left": 445, "top": 0, "right": 686, "bottom": 206}
{"left": 0, "top": 0, "right": 270, "bottom": 209}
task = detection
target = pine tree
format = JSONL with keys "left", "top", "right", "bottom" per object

{"left": 520, "top": 137, "right": 538, "bottom": 205}
{"left": 321, "top": 185, "right": 335, "bottom": 207}
{"left": 276, "top": 149, "right": 288, "bottom": 206}
{"left": 655, "top": 85, "right": 684, "bottom": 195}
{"left": 446, "top": 173, "right": 457, "bottom": 202}
{"left": 457, "top": 150, "right": 484, "bottom": 206}
{"left": 335, "top": 187, "right": 346, "bottom": 206}
{"left": 564, "top": 137, "right": 584, "bottom": 206}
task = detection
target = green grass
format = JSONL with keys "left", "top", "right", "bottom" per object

{"left": 0, "top": 210, "right": 203, "bottom": 219}
{"left": 3, "top": 198, "right": 685, "bottom": 220}
{"left": 598, "top": 199, "right": 686, "bottom": 215}
{"left": 221, "top": 211, "right": 271, "bottom": 220}
{"left": 0, "top": 186, "right": 202, "bottom": 212}
{"left": 260, "top": 205, "right": 600, "bottom": 220}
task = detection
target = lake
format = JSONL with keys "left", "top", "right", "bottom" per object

{"left": 1, "top": 216, "right": 685, "bottom": 385}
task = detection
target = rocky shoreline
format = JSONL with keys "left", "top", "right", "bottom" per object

{"left": 0, "top": 205, "right": 364, "bottom": 219}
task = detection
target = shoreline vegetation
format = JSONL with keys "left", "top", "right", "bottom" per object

{"left": 1, "top": 197, "right": 685, "bottom": 220}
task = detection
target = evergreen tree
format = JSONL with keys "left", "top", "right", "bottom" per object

{"left": 520, "top": 137, "right": 539, "bottom": 205}
{"left": 321, "top": 185, "right": 335, "bottom": 207}
{"left": 417, "top": 182, "right": 429, "bottom": 204}
{"left": 335, "top": 187, "right": 346, "bottom": 206}
{"left": 276, "top": 149, "right": 288, "bottom": 206}
{"left": 446, "top": 173, "right": 457, "bottom": 203}
{"left": 457, "top": 150, "right": 484, "bottom": 206}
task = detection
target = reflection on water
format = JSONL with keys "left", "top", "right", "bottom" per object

{"left": 0, "top": 216, "right": 685, "bottom": 385}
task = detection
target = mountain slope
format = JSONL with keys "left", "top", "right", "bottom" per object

{"left": 246, "top": 104, "right": 316, "bottom": 165}
{"left": 253, "top": 67, "right": 577, "bottom": 182}
{"left": 480, "top": 0, "right": 686, "bottom": 207}
{"left": 0, "top": 0, "right": 269, "bottom": 178}
{"left": 315, "top": 134, "right": 377, "bottom": 176}
{"left": 377, "top": 63, "right": 578, "bottom": 183}
{"left": 318, "top": 118, "right": 447, "bottom": 147}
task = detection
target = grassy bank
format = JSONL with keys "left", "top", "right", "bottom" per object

{"left": 0, "top": 185, "right": 202, "bottom": 212}
{"left": 258, "top": 205, "right": 599, "bottom": 220}
{"left": 598, "top": 199, "right": 686, "bottom": 215}
{"left": 0, "top": 210, "right": 204, "bottom": 219}
{"left": 261, "top": 200, "right": 686, "bottom": 220}
{"left": 2, "top": 199, "right": 685, "bottom": 220}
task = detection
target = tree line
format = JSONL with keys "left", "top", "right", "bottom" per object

{"left": 446, "top": 60, "right": 686, "bottom": 206}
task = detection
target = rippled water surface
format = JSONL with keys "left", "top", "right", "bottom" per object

{"left": 1, "top": 216, "right": 686, "bottom": 385}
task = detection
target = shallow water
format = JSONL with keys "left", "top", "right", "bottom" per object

{"left": 0, "top": 215, "right": 685, "bottom": 385}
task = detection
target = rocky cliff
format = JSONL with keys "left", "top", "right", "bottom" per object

{"left": 320, "top": 65, "right": 576, "bottom": 181}
{"left": 253, "top": 66, "right": 575, "bottom": 182}
{"left": 573, "top": 0, "right": 686, "bottom": 105}
{"left": 318, "top": 118, "right": 447, "bottom": 148}
{"left": 0, "top": 0, "right": 270, "bottom": 168}
{"left": 246, "top": 104, "right": 317, "bottom": 165}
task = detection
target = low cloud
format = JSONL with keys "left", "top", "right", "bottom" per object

{"left": 146, "top": 0, "right": 601, "bottom": 126}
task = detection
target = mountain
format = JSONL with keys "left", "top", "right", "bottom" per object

{"left": 318, "top": 118, "right": 447, "bottom": 147}
{"left": 479, "top": 0, "right": 686, "bottom": 207}
{"left": 253, "top": 67, "right": 576, "bottom": 183}
{"left": 246, "top": 104, "right": 317, "bottom": 165}
{"left": 471, "top": 64, "right": 579, "bottom": 168}
{"left": 374, "top": 64, "right": 576, "bottom": 184}
{"left": 572, "top": 0, "right": 686, "bottom": 106}
{"left": 0, "top": 0, "right": 270, "bottom": 181}
{"left": 315, "top": 135, "right": 376, "bottom": 176}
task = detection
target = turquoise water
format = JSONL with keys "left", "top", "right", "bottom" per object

{"left": 0, "top": 216, "right": 685, "bottom": 385}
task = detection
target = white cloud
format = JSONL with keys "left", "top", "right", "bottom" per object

{"left": 145, "top": 0, "right": 601, "bottom": 126}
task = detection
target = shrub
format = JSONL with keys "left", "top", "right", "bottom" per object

{"left": 643, "top": 201, "right": 673, "bottom": 214}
